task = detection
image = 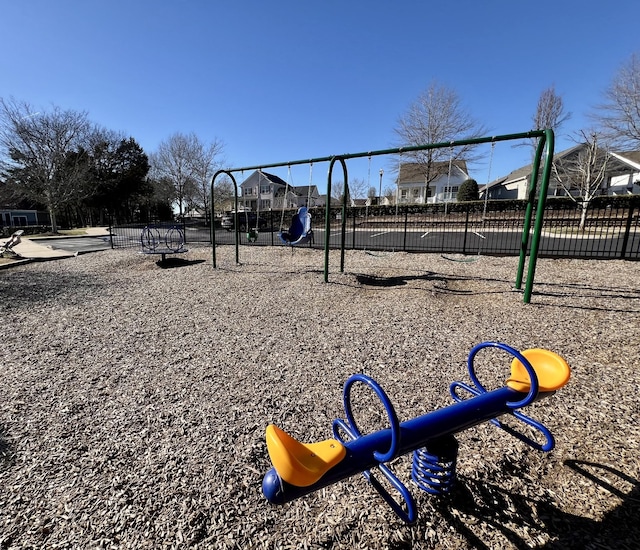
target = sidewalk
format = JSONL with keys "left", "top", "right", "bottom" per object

{"left": 28, "top": 227, "right": 112, "bottom": 239}
{"left": 82, "top": 227, "right": 111, "bottom": 236}
{"left": 0, "top": 227, "right": 111, "bottom": 269}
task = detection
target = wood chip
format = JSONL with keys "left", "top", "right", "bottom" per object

{"left": 1, "top": 246, "right": 638, "bottom": 548}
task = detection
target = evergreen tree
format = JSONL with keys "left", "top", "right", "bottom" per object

{"left": 457, "top": 178, "right": 479, "bottom": 201}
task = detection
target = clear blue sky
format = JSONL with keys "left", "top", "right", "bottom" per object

{"left": 2, "top": 0, "right": 639, "bottom": 194}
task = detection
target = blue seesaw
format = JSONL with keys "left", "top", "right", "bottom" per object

{"left": 262, "top": 342, "right": 571, "bottom": 524}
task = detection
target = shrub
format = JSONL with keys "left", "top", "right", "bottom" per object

{"left": 457, "top": 179, "right": 479, "bottom": 202}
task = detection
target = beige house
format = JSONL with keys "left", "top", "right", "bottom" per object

{"left": 483, "top": 145, "right": 640, "bottom": 200}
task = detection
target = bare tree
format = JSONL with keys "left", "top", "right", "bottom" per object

{"left": 150, "top": 133, "right": 209, "bottom": 218}
{"left": 151, "top": 132, "right": 225, "bottom": 220}
{"left": 0, "top": 98, "right": 91, "bottom": 232}
{"left": 383, "top": 185, "right": 396, "bottom": 204}
{"left": 394, "top": 80, "right": 487, "bottom": 201}
{"left": 525, "top": 85, "right": 572, "bottom": 182}
{"left": 191, "top": 138, "right": 225, "bottom": 221}
{"left": 594, "top": 52, "right": 640, "bottom": 149}
{"left": 348, "top": 177, "right": 368, "bottom": 202}
{"left": 331, "top": 180, "right": 345, "bottom": 203}
{"left": 553, "top": 130, "right": 610, "bottom": 230}
{"left": 212, "top": 174, "right": 235, "bottom": 213}
{"left": 532, "top": 85, "right": 571, "bottom": 133}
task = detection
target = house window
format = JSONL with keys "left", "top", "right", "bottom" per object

{"left": 260, "top": 199, "right": 271, "bottom": 210}
{"left": 412, "top": 188, "right": 420, "bottom": 198}
{"left": 400, "top": 190, "right": 407, "bottom": 199}
{"left": 260, "top": 184, "right": 270, "bottom": 194}
{"left": 443, "top": 186, "right": 459, "bottom": 198}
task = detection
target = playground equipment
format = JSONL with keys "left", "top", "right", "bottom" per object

{"left": 140, "top": 225, "right": 188, "bottom": 262}
{"left": 279, "top": 207, "right": 313, "bottom": 246}
{"left": 277, "top": 166, "right": 315, "bottom": 246}
{"left": 0, "top": 229, "right": 24, "bottom": 255}
{"left": 441, "top": 141, "right": 495, "bottom": 263}
{"left": 262, "top": 341, "right": 570, "bottom": 524}
{"left": 211, "top": 129, "right": 555, "bottom": 303}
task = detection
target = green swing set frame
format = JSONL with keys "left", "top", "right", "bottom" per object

{"left": 210, "top": 129, "right": 555, "bottom": 304}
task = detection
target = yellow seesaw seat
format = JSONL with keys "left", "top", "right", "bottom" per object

{"left": 506, "top": 349, "right": 571, "bottom": 393}
{"left": 266, "top": 424, "right": 346, "bottom": 487}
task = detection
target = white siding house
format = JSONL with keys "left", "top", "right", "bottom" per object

{"left": 396, "top": 161, "right": 470, "bottom": 204}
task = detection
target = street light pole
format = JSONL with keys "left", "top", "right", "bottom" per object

{"left": 379, "top": 169, "right": 383, "bottom": 205}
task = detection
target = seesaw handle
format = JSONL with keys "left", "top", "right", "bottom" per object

{"left": 363, "top": 462, "right": 417, "bottom": 524}
{"left": 467, "top": 342, "right": 539, "bottom": 408}
{"left": 491, "top": 410, "right": 556, "bottom": 452}
{"left": 339, "top": 374, "right": 401, "bottom": 463}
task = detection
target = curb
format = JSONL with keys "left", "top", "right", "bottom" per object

{"left": 0, "top": 258, "right": 33, "bottom": 270}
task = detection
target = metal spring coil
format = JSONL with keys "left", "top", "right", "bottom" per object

{"left": 411, "top": 436, "right": 459, "bottom": 495}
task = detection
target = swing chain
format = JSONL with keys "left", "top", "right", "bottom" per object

{"left": 481, "top": 141, "right": 495, "bottom": 224}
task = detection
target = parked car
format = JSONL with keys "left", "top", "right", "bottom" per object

{"left": 221, "top": 211, "right": 268, "bottom": 232}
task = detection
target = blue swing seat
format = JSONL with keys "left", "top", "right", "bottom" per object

{"left": 279, "top": 207, "right": 313, "bottom": 246}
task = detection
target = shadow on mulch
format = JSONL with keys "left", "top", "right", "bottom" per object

{"left": 533, "top": 280, "right": 640, "bottom": 313}
{"left": 435, "top": 460, "right": 639, "bottom": 549}
{"left": 355, "top": 273, "right": 438, "bottom": 287}
{"left": 0, "top": 271, "right": 106, "bottom": 309}
{"left": 156, "top": 258, "right": 206, "bottom": 269}
{"left": 0, "top": 424, "right": 15, "bottom": 472}
{"left": 353, "top": 272, "right": 500, "bottom": 296}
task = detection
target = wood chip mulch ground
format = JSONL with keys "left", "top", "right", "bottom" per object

{"left": 1, "top": 245, "right": 638, "bottom": 549}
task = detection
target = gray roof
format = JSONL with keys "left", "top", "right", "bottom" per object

{"left": 398, "top": 161, "right": 468, "bottom": 183}
{"left": 484, "top": 145, "right": 640, "bottom": 190}
{"left": 613, "top": 150, "right": 640, "bottom": 167}
{"left": 258, "top": 171, "right": 288, "bottom": 187}
{"left": 292, "top": 185, "right": 319, "bottom": 197}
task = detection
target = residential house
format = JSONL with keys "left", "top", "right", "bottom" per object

{"left": 291, "top": 184, "right": 322, "bottom": 207}
{"left": 184, "top": 207, "right": 206, "bottom": 220}
{"left": 351, "top": 198, "right": 369, "bottom": 207}
{"left": 608, "top": 151, "right": 640, "bottom": 195}
{"left": 1, "top": 208, "right": 40, "bottom": 227}
{"left": 239, "top": 170, "right": 322, "bottom": 212}
{"left": 396, "top": 161, "right": 470, "bottom": 204}
{"left": 483, "top": 145, "right": 640, "bottom": 200}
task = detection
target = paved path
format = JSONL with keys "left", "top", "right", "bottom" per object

{"left": 1, "top": 228, "right": 112, "bottom": 266}
{"left": 29, "top": 236, "right": 112, "bottom": 256}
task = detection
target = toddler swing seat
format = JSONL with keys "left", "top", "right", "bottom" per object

{"left": 279, "top": 207, "right": 313, "bottom": 246}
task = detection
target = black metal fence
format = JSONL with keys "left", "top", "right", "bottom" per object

{"left": 109, "top": 197, "right": 640, "bottom": 260}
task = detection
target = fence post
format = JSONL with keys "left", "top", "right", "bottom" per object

{"left": 352, "top": 208, "right": 356, "bottom": 250}
{"left": 462, "top": 205, "right": 470, "bottom": 255}
{"left": 620, "top": 202, "right": 636, "bottom": 259}
{"left": 108, "top": 211, "right": 114, "bottom": 250}
{"left": 403, "top": 208, "right": 408, "bottom": 252}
